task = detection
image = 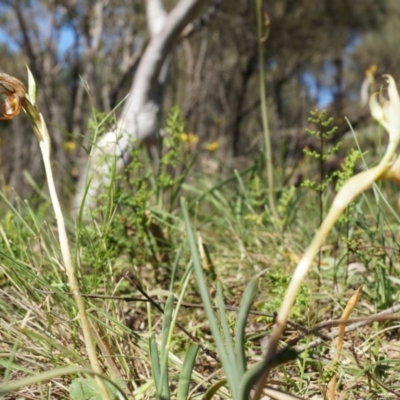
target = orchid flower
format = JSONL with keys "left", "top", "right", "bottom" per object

{"left": 0, "top": 71, "right": 49, "bottom": 151}
{"left": 0, "top": 73, "right": 25, "bottom": 120}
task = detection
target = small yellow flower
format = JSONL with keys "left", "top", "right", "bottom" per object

{"left": 180, "top": 132, "right": 198, "bottom": 144}
{"left": 180, "top": 132, "right": 199, "bottom": 152}
{"left": 63, "top": 141, "right": 76, "bottom": 152}
{"left": 188, "top": 133, "right": 199, "bottom": 144}
{"left": 205, "top": 140, "right": 219, "bottom": 152}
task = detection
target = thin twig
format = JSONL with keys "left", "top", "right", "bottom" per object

{"left": 36, "top": 287, "right": 400, "bottom": 351}
{"left": 350, "top": 344, "right": 400, "bottom": 398}
{"left": 123, "top": 272, "right": 220, "bottom": 363}
{"left": 294, "top": 304, "right": 400, "bottom": 353}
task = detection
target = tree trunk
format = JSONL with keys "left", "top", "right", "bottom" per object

{"left": 72, "top": 0, "right": 208, "bottom": 212}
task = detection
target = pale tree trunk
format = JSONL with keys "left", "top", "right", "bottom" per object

{"left": 73, "top": 0, "right": 209, "bottom": 212}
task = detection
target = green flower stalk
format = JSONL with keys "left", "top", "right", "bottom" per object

{"left": 0, "top": 69, "right": 110, "bottom": 398}
{"left": 253, "top": 75, "right": 400, "bottom": 399}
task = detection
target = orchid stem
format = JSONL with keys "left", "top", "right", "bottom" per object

{"left": 38, "top": 137, "right": 110, "bottom": 398}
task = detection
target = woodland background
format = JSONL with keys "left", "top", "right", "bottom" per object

{"left": 0, "top": 0, "right": 398, "bottom": 200}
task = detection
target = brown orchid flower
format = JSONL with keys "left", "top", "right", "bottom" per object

{"left": 0, "top": 73, "right": 27, "bottom": 120}
{"left": 0, "top": 71, "right": 45, "bottom": 143}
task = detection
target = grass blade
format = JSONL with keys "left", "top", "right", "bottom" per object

{"left": 0, "top": 366, "right": 124, "bottom": 397}
{"left": 176, "top": 343, "right": 200, "bottom": 400}
{"left": 169, "top": 247, "right": 182, "bottom": 292}
{"left": 240, "top": 348, "right": 299, "bottom": 399}
{"left": 235, "top": 278, "right": 257, "bottom": 376}
{"left": 181, "top": 198, "right": 239, "bottom": 399}
{"left": 160, "top": 294, "right": 174, "bottom": 399}
{"left": 216, "top": 282, "right": 240, "bottom": 384}
{"left": 149, "top": 334, "right": 161, "bottom": 393}
{"left": 239, "top": 360, "right": 264, "bottom": 400}
{"left": 202, "top": 379, "right": 228, "bottom": 400}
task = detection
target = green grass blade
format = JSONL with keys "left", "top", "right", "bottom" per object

{"left": 149, "top": 334, "right": 162, "bottom": 393}
{"left": 187, "top": 163, "right": 256, "bottom": 208}
{"left": 160, "top": 294, "right": 174, "bottom": 399}
{"left": 161, "top": 294, "right": 174, "bottom": 354}
{"left": 170, "top": 155, "right": 198, "bottom": 206}
{"left": 21, "top": 329, "right": 87, "bottom": 364}
{"left": 239, "top": 360, "right": 264, "bottom": 400}
{"left": 0, "top": 192, "right": 37, "bottom": 235}
{"left": 0, "top": 366, "right": 127, "bottom": 397}
{"left": 234, "top": 170, "right": 256, "bottom": 215}
{"left": 181, "top": 199, "right": 239, "bottom": 399}
{"left": 202, "top": 379, "right": 228, "bottom": 400}
{"left": 169, "top": 247, "right": 182, "bottom": 292}
{"left": 239, "top": 347, "right": 299, "bottom": 399}
{"left": 235, "top": 278, "right": 257, "bottom": 376}
{"left": 216, "top": 282, "right": 240, "bottom": 383}
{"left": 176, "top": 343, "right": 200, "bottom": 400}
{"left": 167, "top": 262, "right": 193, "bottom": 348}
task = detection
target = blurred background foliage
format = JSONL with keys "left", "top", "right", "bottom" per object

{"left": 0, "top": 0, "right": 397, "bottom": 200}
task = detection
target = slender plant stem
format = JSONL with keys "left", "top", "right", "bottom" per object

{"left": 255, "top": 0, "right": 278, "bottom": 222}
{"left": 39, "top": 139, "right": 109, "bottom": 398}
{"left": 40, "top": 144, "right": 100, "bottom": 370}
